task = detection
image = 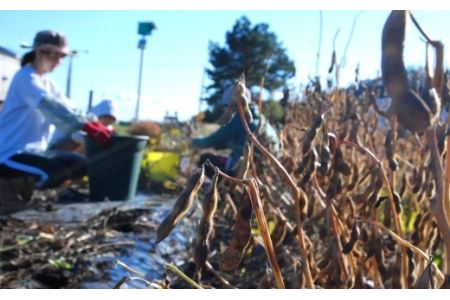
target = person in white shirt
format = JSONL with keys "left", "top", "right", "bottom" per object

{"left": 50, "top": 99, "right": 117, "bottom": 153}
{"left": 0, "top": 30, "right": 112, "bottom": 190}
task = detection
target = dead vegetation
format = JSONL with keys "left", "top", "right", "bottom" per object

{"left": 2, "top": 10, "right": 450, "bottom": 289}
{"left": 154, "top": 11, "right": 450, "bottom": 289}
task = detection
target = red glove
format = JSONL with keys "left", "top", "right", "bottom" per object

{"left": 83, "top": 121, "right": 112, "bottom": 147}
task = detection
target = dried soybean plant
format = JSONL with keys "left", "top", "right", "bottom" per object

{"left": 155, "top": 10, "right": 450, "bottom": 289}
{"left": 382, "top": 10, "right": 450, "bottom": 280}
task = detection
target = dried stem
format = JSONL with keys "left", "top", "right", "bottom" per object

{"left": 328, "top": 204, "right": 350, "bottom": 280}
{"left": 340, "top": 140, "right": 408, "bottom": 287}
{"left": 214, "top": 168, "right": 285, "bottom": 288}
{"left": 426, "top": 128, "right": 450, "bottom": 275}
{"left": 166, "top": 263, "right": 203, "bottom": 289}
{"left": 246, "top": 179, "right": 285, "bottom": 288}
{"left": 368, "top": 219, "right": 444, "bottom": 284}
{"left": 237, "top": 101, "right": 315, "bottom": 288}
{"left": 445, "top": 112, "right": 450, "bottom": 272}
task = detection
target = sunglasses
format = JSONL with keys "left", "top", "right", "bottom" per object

{"left": 38, "top": 49, "right": 67, "bottom": 59}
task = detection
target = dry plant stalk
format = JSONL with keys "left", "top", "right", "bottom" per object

{"left": 156, "top": 166, "right": 205, "bottom": 243}
{"left": 151, "top": 12, "right": 450, "bottom": 288}
{"left": 382, "top": 10, "right": 440, "bottom": 134}
{"left": 426, "top": 128, "right": 450, "bottom": 274}
{"left": 235, "top": 84, "right": 314, "bottom": 288}
{"left": 220, "top": 188, "right": 253, "bottom": 272}
{"left": 194, "top": 169, "right": 219, "bottom": 276}
{"left": 217, "top": 170, "right": 286, "bottom": 289}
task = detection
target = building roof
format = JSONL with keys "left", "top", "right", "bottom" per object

{"left": 0, "top": 46, "right": 18, "bottom": 59}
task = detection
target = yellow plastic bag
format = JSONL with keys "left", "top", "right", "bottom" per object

{"left": 142, "top": 151, "right": 180, "bottom": 182}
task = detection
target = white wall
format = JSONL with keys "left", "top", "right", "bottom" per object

{"left": 0, "top": 52, "right": 20, "bottom": 102}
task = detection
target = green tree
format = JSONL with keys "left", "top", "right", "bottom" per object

{"left": 205, "top": 16, "right": 296, "bottom": 107}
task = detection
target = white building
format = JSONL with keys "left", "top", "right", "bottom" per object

{"left": 0, "top": 46, "right": 20, "bottom": 106}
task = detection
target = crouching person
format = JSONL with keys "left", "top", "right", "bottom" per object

{"left": 50, "top": 99, "right": 117, "bottom": 154}
{"left": 0, "top": 30, "right": 112, "bottom": 213}
{"left": 192, "top": 84, "right": 280, "bottom": 176}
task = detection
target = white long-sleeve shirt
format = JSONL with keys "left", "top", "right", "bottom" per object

{"left": 0, "top": 65, "right": 78, "bottom": 164}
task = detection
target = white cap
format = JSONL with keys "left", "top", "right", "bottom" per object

{"left": 89, "top": 99, "right": 117, "bottom": 120}
{"left": 219, "top": 85, "right": 251, "bottom": 106}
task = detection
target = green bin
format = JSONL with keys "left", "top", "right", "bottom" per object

{"left": 85, "top": 135, "right": 149, "bottom": 201}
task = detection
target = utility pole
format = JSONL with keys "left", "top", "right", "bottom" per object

{"left": 134, "top": 22, "right": 156, "bottom": 121}
{"left": 66, "top": 52, "right": 74, "bottom": 98}
{"left": 66, "top": 49, "right": 88, "bottom": 99}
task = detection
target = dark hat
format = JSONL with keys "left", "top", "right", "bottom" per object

{"left": 33, "top": 30, "right": 69, "bottom": 54}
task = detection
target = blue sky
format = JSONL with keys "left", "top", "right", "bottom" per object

{"left": 1, "top": 9, "right": 450, "bottom": 122}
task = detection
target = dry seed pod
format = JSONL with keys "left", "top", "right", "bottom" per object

{"left": 424, "top": 224, "right": 438, "bottom": 250}
{"left": 349, "top": 119, "right": 360, "bottom": 145}
{"left": 409, "top": 167, "right": 418, "bottom": 186}
{"left": 334, "top": 148, "right": 351, "bottom": 176}
{"left": 374, "top": 195, "right": 387, "bottom": 208}
{"left": 317, "top": 247, "right": 332, "bottom": 269}
{"left": 156, "top": 166, "right": 205, "bottom": 243}
{"left": 326, "top": 171, "right": 341, "bottom": 200}
{"left": 411, "top": 230, "right": 419, "bottom": 245}
{"left": 194, "top": 171, "right": 219, "bottom": 272}
{"left": 193, "top": 231, "right": 209, "bottom": 275}
{"left": 328, "top": 50, "right": 336, "bottom": 74}
{"left": 370, "top": 176, "right": 384, "bottom": 201}
{"left": 412, "top": 169, "right": 423, "bottom": 194}
{"left": 217, "top": 76, "right": 253, "bottom": 126}
{"left": 220, "top": 188, "right": 253, "bottom": 271}
{"left": 440, "top": 275, "right": 450, "bottom": 289}
{"left": 393, "top": 191, "right": 402, "bottom": 214}
{"left": 413, "top": 212, "right": 423, "bottom": 230}
{"left": 436, "top": 124, "right": 447, "bottom": 156}
{"left": 391, "top": 253, "right": 404, "bottom": 288}
{"left": 338, "top": 121, "right": 349, "bottom": 141}
{"left": 382, "top": 10, "right": 441, "bottom": 133}
{"left": 312, "top": 113, "right": 325, "bottom": 129}
{"left": 271, "top": 220, "right": 288, "bottom": 248}
{"left": 374, "top": 192, "right": 401, "bottom": 211}
{"left": 300, "top": 148, "right": 318, "bottom": 187}
{"left": 297, "top": 149, "right": 313, "bottom": 174}
{"left": 236, "top": 144, "right": 251, "bottom": 179}
{"left": 431, "top": 230, "right": 441, "bottom": 253}
{"left": 155, "top": 215, "right": 176, "bottom": 244}
{"left": 374, "top": 248, "right": 387, "bottom": 278}
{"left": 398, "top": 174, "right": 407, "bottom": 198}
{"left": 328, "top": 132, "right": 338, "bottom": 154}
{"left": 367, "top": 190, "right": 380, "bottom": 207}
{"left": 406, "top": 248, "right": 414, "bottom": 264}
{"left": 385, "top": 130, "right": 399, "bottom": 171}
{"left": 426, "top": 180, "right": 435, "bottom": 198}
{"left": 346, "top": 164, "right": 359, "bottom": 192}
{"left": 300, "top": 193, "right": 309, "bottom": 220}
{"left": 301, "top": 130, "right": 316, "bottom": 155}
{"left": 342, "top": 222, "right": 360, "bottom": 254}
{"left": 301, "top": 114, "right": 324, "bottom": 155}
{"left": 306, "top": 193, "right": 315, "bottom": 218}
{"left": 280, "top": 155, "right": 296, "bottom": 175}
{"left": 414, "top": 259, "right": 435, "bottom": 289}
{"left": 407, "top": 249, "right": 416, "bottom": 284}
{"left": 317, "top": 254, "right": 332, "bottom": 270}
{"left": 352, "top": 187, "right": 373, "bottom": 205}
{"left": 318, "top": 144, "right": 331, "bottom": 176}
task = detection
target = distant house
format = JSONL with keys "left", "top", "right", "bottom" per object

{"left": 0, "top": 46, "right": 20, "bottom": 108}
